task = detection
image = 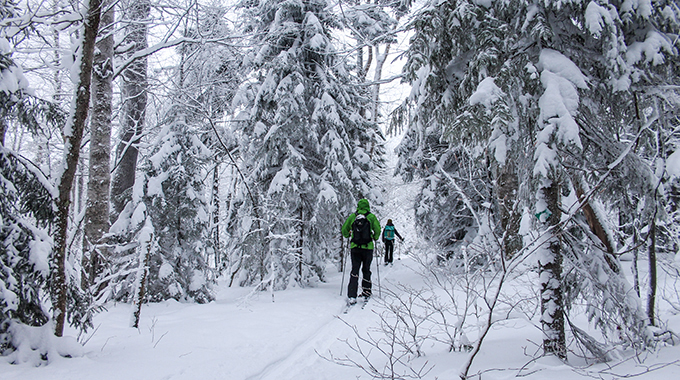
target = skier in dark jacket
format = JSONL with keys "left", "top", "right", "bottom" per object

{"left": 382, "top": 219, "right": 404, "bottom": 265}
{"left": 341, "top": 198, "right": 381, "bottom": 304}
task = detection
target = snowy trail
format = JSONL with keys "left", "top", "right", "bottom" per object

{"left": 245, "top": 264, "right": 419, "bottom": 380}
{"left": 374, "top": 134, "right": 420, "bottom": 261}
{"left": 245, "top": 316, "right": 342, "bottom": 380}
{"left": 247, "top": 135, "right": 419, "bottom": 380}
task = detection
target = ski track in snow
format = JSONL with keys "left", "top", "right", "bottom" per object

{"left": 245, "top": 316, "right": 342, "bottom": 380}
{"left": 247, "top": 264, "right": 410, "bottom": 380}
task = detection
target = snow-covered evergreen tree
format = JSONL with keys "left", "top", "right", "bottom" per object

{"left": 141, "top": 113, "right": 214, "bottom": 303}
{"left": 397, "top": 0, "right": 678, "bottom": 358}
{"left": 231, "top": 0, "right": 385, "bottom": 289}
{"left": 107, "top": 114, "right": 214, "bottom": 304}
{"left": 0, "top": 147, "right": 53, "bottom": 353}
{"left": 174, "top": 4, "right": 245, "bottom": 273}
{"left": 1, "top": 4, "right": 56, "bottom": 354}
{"left": 105, "top": 2, "right": 247, "bottom": 306}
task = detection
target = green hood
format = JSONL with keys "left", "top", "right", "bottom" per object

{"left": 356, "top": 198, "right": 370, "bottom": 214}
{"left": 342, "top": 198, "right": 381, "bottom": 249}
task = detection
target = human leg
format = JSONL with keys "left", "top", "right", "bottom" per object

{"left": 385, "top": 241, "right": 394, "bottom": 263}
{"left": 360, "top": 249, "right": 373, "bottom": 297}
{"left": 347, "top": 248, "right": 362, "bottom": 298}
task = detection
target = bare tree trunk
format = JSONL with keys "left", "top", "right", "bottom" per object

{"left": 539, "top": 181, "right": 566, "bottom": 359}
{"left": 647, "top": 216, "right": 657, "bottom": 326}
{"left": 573, "top": 180, "right": 619, "bottom": 273}
{"left": 496, "top": 161, "right": 521, "bottom": 259}
{"left": 111, "top": 0, "right": 149, "bottom": 215}
{"left": 632, "top": 227, "right": 640, "bottom": 297}
{"left": 131, "top": 217, "right": 153, "bottom": 328}
{"left": 211, "top": 164, "right": 220, "bottom": 268}
{"left": 83, "top": 1, "right": 114, "bottom": 294}
{"left": 357, "top": 45, "right": 368, "bottom": 117}
{"left": 75, "top": 156, "right": 86, "bottom": 214}
{"left": 369, "top": 43, "right": 389, "bottom": 123}
{"left": 357, "top": 45, "right": 365, "bottom": 82}
{"left": 298, "top": 202, "right": 303, "bottom": 279}
{"left": 52, "top": 0, "right": 102, "bottom": 337}
{"left": 52, "top": 0, "right": 63, "bottom": 102}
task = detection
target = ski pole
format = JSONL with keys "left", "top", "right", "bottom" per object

{"left": 376, "top": 241, "right": 381, "bottom": 298}
{"left": 340, "top": 238, "right": 348, "bottom": 296}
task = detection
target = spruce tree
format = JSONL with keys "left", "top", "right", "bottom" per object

{"left": 398, "top": 0, "right": 678, "bottom": 358}
{"left": 1, "top": 6, "right": 56, "bottom": 353}
{"left": 232, "top": 0, "right": 385, "bottom": 288}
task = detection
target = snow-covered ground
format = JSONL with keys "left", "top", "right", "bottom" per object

{"left": 3, "top": 136, "right": 680, "bottom": 380}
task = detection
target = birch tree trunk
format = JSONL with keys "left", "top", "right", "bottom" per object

{"left": 111, "top": 0, "right": 149, "bottom": 215}
{"left": 83, "top": 0, "right": 114, "bottom": 294}
{"left": 369, "top": 43, "right": 389, "bottom": 124}
{"left": 52, "top": 0, "right": 102, "bottom": 337}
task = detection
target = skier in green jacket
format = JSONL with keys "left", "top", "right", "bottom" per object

{"left": 342, "top": 198, "right": 381, "bottom": 304}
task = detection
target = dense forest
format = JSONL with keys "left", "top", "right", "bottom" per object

{"left": 1, "top": 0, "right": 679, "bottom": 375}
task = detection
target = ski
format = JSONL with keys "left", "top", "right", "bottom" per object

{"left": 342, "top": 299, "right": 358, "bottom": 314}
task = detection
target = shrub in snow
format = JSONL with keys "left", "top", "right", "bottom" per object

{"left": 4, "top": 322, "right": 83, "bottom": 365}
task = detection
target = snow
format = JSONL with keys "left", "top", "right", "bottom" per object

{"left": 28, "top": 230, "right": 51, "bottom": 276}
{"left": 317, "top": 180, "right": 338, "bottom": 204}
{"left": 146, "top": 172, "right": 169, "bottom": 197}
{"left": 469, "top": 77, "right": 502, "bottom": 108}
{"left": 534, "top": 49, "right": 586, "bottom": 178}
{"left": 5, "top": 323, "right": 83, "bottom": 367}
{"left": 538, "top": 49, "right": 588, "bottom": 90}
{"left": 4, "top": 136, "right": 680, "bottom": 380}
{"left": 0, "top": 56, "right": 29, "bottom": 95}
{"left": 5, "top": 256, "right": 679, "bottom": 379}
{"left": 267, "top": 160, "right": 292, "bottom": 195}
{"left": 158, "top": 262, "right": 173, "bottom": 280}
{"left": 472, "top": 0, "right": 492, "bottom": 8}
{"left": 307, "top": 34, "right": 326, "bottom": 50}
{"left": 626, "top": 31, "right": 674, "bottom": 66}
{"left": 469, "top": 77, "right": 513, "bottom": 164}
{"left": 667, "top": 149, "right": 680, "bottom": 179}
{"left": 189, "top": 270, "right": 206, "bottom": 292}
{"left": 622, "top": 0, "right": 653, "bottom": 19}
{"left": 489, "top": 131, "right": 507, "bottom": 165}
{"left": 585, "top": 1, "right": 614, "bottom": 37}
{"left": 149, "top": 129, "right": 179, "bottom": 170}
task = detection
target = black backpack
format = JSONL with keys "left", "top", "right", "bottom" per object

{"left": 351, "top": 213, "right": 373, "bottom": 245}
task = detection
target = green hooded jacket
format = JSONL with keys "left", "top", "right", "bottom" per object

{"left": 342, "top": 199, "right": 381, "bottom": 250}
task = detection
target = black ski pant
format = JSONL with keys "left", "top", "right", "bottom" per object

{"left": 384, "top": 240, "right": 394, "bottom": 263}
{"left": 348, "top": 247, "right": 373, "bottom": 298}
